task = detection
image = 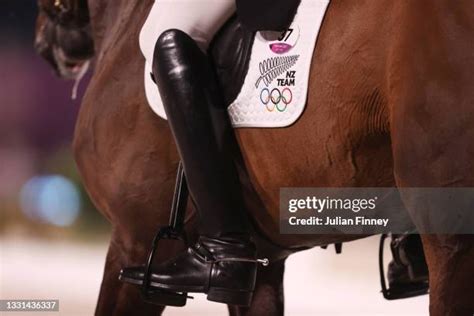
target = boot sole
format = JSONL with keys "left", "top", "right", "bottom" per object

{"left": 120, "top": 270, "right": 254, "bottom": 306}
{"left": 119, "top": 273, "right": 203, "bottom": 292}
{"left": 207, "top": 287, "right": 253, "bottom": 306}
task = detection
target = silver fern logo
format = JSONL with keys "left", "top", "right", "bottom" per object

{"left": 255, "top": 55, "right": 300, "bottom": 89}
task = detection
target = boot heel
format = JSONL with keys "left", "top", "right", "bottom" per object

{"left": 207, "top": 287, "right": 253, "bottom": 306}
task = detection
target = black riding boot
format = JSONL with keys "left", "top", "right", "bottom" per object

{"left": 120, "top": 29, "right": 259, "bottom": 306}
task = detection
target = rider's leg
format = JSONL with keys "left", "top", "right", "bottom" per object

{"left": 139, "top": 0, "right": 236, "bottom": 119}
{"left": 154, "top": 30, "right": 250, "bottom": 237}
{"left": 121, "top": 0, "right": 258, "bottom": 306}
{"left": 140, "top": 0, "right": 246, "bottom": 239}
{"left": 138, "top": 29, "right": 256, "bottom": 306}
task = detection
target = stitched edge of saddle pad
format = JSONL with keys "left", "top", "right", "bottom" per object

{"left": 228, "top": 0, "right": 330, "bottom": 128}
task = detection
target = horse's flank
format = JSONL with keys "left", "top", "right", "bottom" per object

{"left": 237, "top": 0, "right": 395, "bottom": 247}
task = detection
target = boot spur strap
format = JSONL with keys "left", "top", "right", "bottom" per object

{"left": 191, "top": 245, "right": 269, "bottom": 266}
{"left": 213, "top": 257, "right": 269, "bottom": 266}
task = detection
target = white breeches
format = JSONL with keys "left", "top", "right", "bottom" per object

{"left": 140, "top": 0, "right": 235, "bottom": 118}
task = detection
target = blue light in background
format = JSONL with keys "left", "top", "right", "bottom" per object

{"left": 19, "top": 175, "right": 81, "bottom": 227}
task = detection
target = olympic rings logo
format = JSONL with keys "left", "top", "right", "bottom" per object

{"left": 260, "top": 88, "right": 293, "bottom": 112}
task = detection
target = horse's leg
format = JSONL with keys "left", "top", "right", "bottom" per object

{"left": 421, "top": 235, "right": 474, "bottom": 315}
{"left": 228, "top": 258, "right": 286, "bottom": 316}
{"left": 74, "top": 111, "right": 186, "bottom": 315}
{"left": 390, "top": 73, "right": 474, "bottom": 314}
{"left": 95, "top": 233, "right": 165, "bottom": 316}
{"left": 388, "top": 2, "right": 474, "bottom": 314}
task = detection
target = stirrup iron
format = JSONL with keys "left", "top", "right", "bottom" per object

{"left": 141, "top": 162, "right": 192, "bottom": 307}
{"left": 379, "top": 233, "right": 429, "bottom": 300}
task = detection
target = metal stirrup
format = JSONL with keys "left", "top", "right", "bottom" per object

{"left": 141, "top": 162, "right": 190, "bottom": 305}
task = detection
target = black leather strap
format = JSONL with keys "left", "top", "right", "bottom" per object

{"left": 192, "top": 241, "right": 269, "bottom": 266}
{"left": 236, "top": 0, "right": 301, "bottom": 32}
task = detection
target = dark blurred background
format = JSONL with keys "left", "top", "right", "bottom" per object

{"left": 1, "top": 3, "right": 111, "bottom": 313}
{"left": 0, "top": 1, "right": 109, "bottom": 239}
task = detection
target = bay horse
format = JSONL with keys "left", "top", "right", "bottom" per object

{"left": 35, "top": 0, "right": 474, "bottom": 315}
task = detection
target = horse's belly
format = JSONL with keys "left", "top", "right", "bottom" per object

{"left": 236, "top": 102, "right": 394, "bottom": 247}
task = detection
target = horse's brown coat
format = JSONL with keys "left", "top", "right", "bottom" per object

{"left": 36, "top": 0, "right": 474, "bottom": 315}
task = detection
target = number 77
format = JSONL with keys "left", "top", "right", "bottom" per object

{"left": 278, "top": 28, "right": 294, "bottom": 42}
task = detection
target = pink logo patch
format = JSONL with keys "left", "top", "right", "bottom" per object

{"left": 270, "top": 43, "right": 293, "bottom": 54}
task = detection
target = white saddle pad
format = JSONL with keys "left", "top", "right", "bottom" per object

{"left": 228, "top": 0, "right": 330, "bottom": 128}
{"left": 143, "top": 0, "right": 330, "bottom": 128}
